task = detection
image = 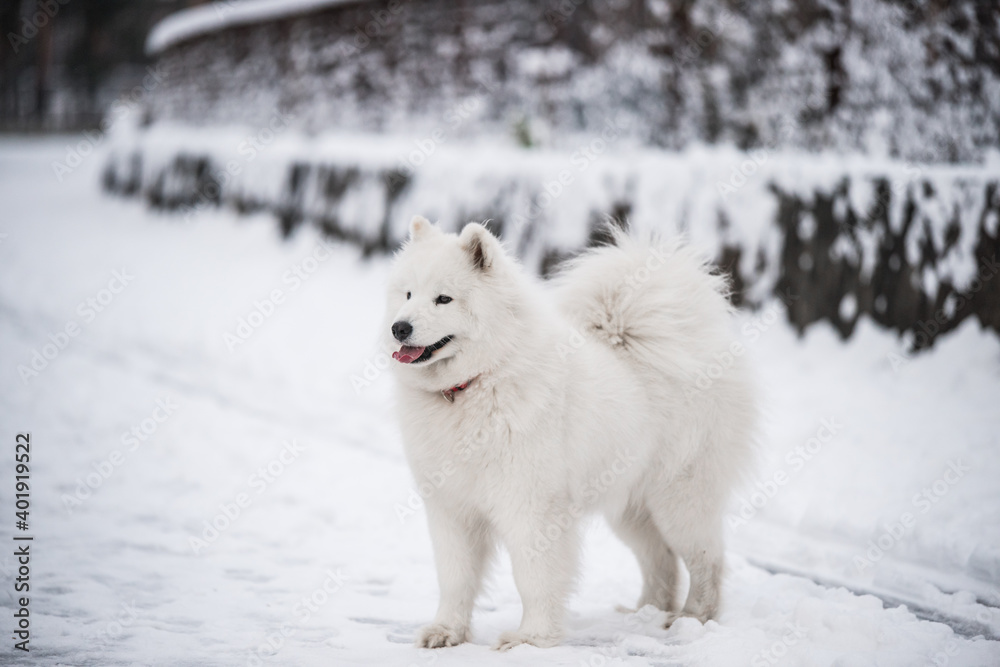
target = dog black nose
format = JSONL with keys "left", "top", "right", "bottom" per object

{"left": 391, "top": 321, "right": 413, "bottom": 342}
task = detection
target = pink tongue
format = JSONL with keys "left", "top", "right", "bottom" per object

{"left": 392, "top": 346, "right": 426, "bottom": 364}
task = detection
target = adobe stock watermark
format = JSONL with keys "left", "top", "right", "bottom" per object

{"left": 189, "top": 440, "right": 305, "bottom": 554}
{"left": 245, "top": 567, "right": 351, "bottom": 666}
{"left": 394, "top": 412, "right": 507, "bottom": 523}
{"left": 852, "top": 459, "right": 970, "bottom": 573}
{"left": 926, "top": 641, "right": 963, "bottom": 667}
{"left": 578, "top": 604, "right": 669, "bottom": 666}
{"left": 334, "top": 0, "right": 413, "bottom": 57}
{"left": 6, "top": 0, "right": 70, "bottom": 54}
{"left": 17, "top": 268, "right": 135, "bottom": 384}
{"left": 508, "top": 115, "right": 630, "bottom": 234}
{"left": 180, "top": 110, "right": 296, "bottom": 222}
{"left": 751, "top": 622, "right": 808, "bottom": 666}
{"left": 521, "top": 447, "right": 639, "bottom": 561}
{"left": 715, "top": 104, "right": 828, "bottom": 201}
{"left": 687, "top": 287, "right": 798, "bottom": 398}
{"left": 52, "top": 65, "right": 167, "bottom": 182}
{"left": 93, "top": 600, "right": 140, "bottom": 650}
{"left": 556, "top": 326, "right": 587, "bottom": 360}
{"left": 384, "top": 77, "right": 498, "bottom": 190}
{"left": 350, "top": 349, "right": 394, "bottom": 395}
{"left": 61, "top": 397, "right": 179, "bottom": 513}
{"left": 728, "top": 416, "right": 842, "bottom": 530}
{"left": 224, "top": 235, "right": 335, "bottom": 351}
{"left": 617, "top": 242, "right": 673, "bottom": 297}
{"left": 715, "top": 147, "right": 776, "bottom": 201}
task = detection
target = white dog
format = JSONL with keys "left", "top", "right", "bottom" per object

{"left": 384, "top": 216, "right": 755, "bottom": 650}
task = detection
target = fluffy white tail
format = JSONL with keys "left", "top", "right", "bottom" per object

{"left": 551, "top": 229, "right": 739, "bottom": 382}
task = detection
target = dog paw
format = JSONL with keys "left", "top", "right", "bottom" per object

{"left": 415, "top": 623, "right": 467, "bottom": 648}
{"left": 663, "top": 611, "right": 685, "bottom": 628}
{"left": 663, "top": 611, "right": 708, "bottom": 629}
{"left": 492, "top": 629, "right": 561, "bottom": 651}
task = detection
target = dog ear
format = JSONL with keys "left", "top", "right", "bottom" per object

{"left": 409, "top": 215, "right": 439, "bottom": 241}
{"left": 459, "top": 222, "right": 497, "bottom": 271}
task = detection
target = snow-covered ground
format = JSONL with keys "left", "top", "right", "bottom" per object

{"left": 1, "top": 136, "right": 999, "bottom": 666}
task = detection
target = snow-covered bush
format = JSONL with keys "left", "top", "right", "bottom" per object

{"left": 142, "top": 0, "right": 1000, "bottom": 162}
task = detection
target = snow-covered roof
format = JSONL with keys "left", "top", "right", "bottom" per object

{"left": 146, "top": 0, "right": 367, "bottom": 55}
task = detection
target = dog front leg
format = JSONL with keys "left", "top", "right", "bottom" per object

{"left": 416, "top": 503, "right": 493, "bottom": 648}
{"left": 494, "top": 512, "right": 580, "bottom": 650}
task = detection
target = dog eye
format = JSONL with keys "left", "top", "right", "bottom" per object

{"left": 435, "top": 295, "right": 452, "bottom": 305}
{"left": 406, "top": 291, "right": 411, "bottom": 300}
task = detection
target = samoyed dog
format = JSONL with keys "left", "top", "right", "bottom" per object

{"left": 384, "top": 216, "right": 755, "bottom": 650}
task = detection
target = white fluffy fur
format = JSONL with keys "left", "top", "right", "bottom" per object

{"left": 383, "top": 217, "right": 756, "bottom": 650}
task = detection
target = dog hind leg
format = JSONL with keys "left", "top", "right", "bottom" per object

{"left": 646, "top": 468, "right": 727, "bottom": 626}
{"left": 608, "top": 501, "right": 680, "bottom": 612}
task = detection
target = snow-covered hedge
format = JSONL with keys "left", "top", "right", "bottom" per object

{"left": 142, "top": 0, "right": 1000, "bottom": 163}
{"left": 103, "top": 123, "right": 1000, "bottom": 349}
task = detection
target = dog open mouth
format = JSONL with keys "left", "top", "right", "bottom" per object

{"left": 393, "top": 335, "right": 453, "bottom": 364}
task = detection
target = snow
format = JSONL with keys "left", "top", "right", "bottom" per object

{"left": 146, "top": 0, "right": 362, "bottom": 55}
{"left": 2, "top": 137, "right": 1000, "bottom": 665}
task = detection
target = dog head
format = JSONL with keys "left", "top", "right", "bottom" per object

{"left": 384, "top": 216, "right": 514, "bottom": 389}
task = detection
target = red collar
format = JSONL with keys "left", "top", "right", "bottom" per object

{"left": 441, "top": 377, "right": 476, "bottom": 403}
